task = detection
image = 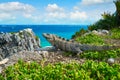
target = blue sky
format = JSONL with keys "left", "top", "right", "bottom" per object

{"left": 0, "top": 0, "right": 116, "bottom": 25}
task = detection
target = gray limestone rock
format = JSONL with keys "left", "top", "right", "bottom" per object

{"left": 92, "top": 29, "right": 109, "bottom": 35}
{"left": 0, "top": 28, "right": 41, "bottom": 60}
{"left": 107, "top": 58, "right": 115, "bottom": 64}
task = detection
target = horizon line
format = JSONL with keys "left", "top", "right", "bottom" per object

{"left": 0, "top": 24, "right": 89, "bottom": 26}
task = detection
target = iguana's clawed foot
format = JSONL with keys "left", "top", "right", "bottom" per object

{"left": 76, "top": 51, "right": 83, "bottom": 56}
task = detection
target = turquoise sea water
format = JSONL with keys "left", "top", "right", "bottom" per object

{"left": 0, "top": 25, "right": 88, "bottom": 47}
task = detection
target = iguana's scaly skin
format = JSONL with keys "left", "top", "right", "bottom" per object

{"left": 43, "top": 33, "right": 120, "bottom": 54}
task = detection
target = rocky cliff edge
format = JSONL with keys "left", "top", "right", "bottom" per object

{"left": 0, "top": 28, "right": 40, "bottom": 60}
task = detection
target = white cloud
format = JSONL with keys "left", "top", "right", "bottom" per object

{"left": 81, "top": 0, "right": 113, "bottom": 5}
{"left": 0, "top": 2, "right": 36, "bottom": 22}
{"left": 46, "top": 4, "right": 64, "bottom": 12}
{"left": 45, "top": 3, "right": 67, "bottom": 22}
{"left": 0, "top": 2, "right": 35, "bottom": 13}
{"left": 73, "top": 6, "right": 80, "bottom": 10}
{"left": 23, "top": 13, "right": 32, "bottom": 18}
{"left": 0, "top": 13, "right": 15, "bottom": 21}
{"left": 47, "top": 12, "right": 66, "bottom": 19}
{"left": 0, "top": 1, "right": 115, "bottom": 24}
{"left": 70, "top": 11, "right": 87, "bottom": 20}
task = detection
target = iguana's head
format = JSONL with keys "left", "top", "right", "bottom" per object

{"left": 43, "top": 33, "right": 71, "bottom": 43}
{"left": 42, "top": 33, "right": 56, "bottom": 44}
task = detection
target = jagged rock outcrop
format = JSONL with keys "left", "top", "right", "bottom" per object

{"left": 91, "top": 29, "right": 109, "bottom": 35}
{"left": 0, "top": 28, "right": 40, "bottom": 60}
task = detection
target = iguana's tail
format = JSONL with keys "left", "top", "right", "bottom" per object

{"left": 79, "top": 44, "right": 120, "bottom": 51}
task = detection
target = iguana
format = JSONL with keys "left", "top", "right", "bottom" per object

{"left": 43, "top": 33, "right": 120, "bottom": 55}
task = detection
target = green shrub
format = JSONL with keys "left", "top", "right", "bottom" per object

{"left": 10, "top": 32, "right": 15, "bottom": 34}
{"left": 88, "top": 24, "right": 97, "bottom": 31}
{"left": 88, "top": 13, "right": 117, "bottom": 30}
{"left": 114, "top": 0, "right": 120, "bottom": 26}
{"left": 75, "top": 33, "right": 105, "bottom": 45}
{"left": 0, "top": 60, "right": 120, "bottom": 80}
{"left": 110, "top": 28, "right": 120, "bottom": 39}
{"left": 88, "top": 0, "right": 120, "bottom": 31}
{"left": 72, "top": 28, "right": 87, "bottom": 39}
{"left": 35, "top": 36, "right": 39, "bottom": 41}
{"left": 80, "top": 49, "right": 120, "bottom": 61}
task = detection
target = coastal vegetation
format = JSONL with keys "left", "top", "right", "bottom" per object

{"left": 88, "top": 0, "right": 120, "bottom": 30}
{"left": 35, "top": 35, "right": 39, "bottom": 41}
{"left": 72, "top": 0, "right": 120, "bottom": 37}
{"left": 80, "top": 49, "right": 120, "bottom": 61}
{"left": 110, "top": 28, "right": 120, "bottom": 39}
{"left": 72, "top": 28, "right": 88, "bottom": 38}
{"left": 70, "top": 0, "right": 120, "bottom": 79}
{"left": 74, "top": 28, "right": 120, "bottom": 46}
{"left": 75, "top": 33, "right": 105, "bottom": 45}
{"left": 0, "top": 60, "right": 120, "bottom": 80}
{"left": 72, "top": 0, "right": 120, "bottom": 46}
{"left": 88, "top": 12, "right": 117, "bottom": 30}
{"left": 10, "top": 32, "right": 16, "bottom": 34}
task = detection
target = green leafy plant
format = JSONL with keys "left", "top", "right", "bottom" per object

{"left": 88, "top": 0, "right": 120, "bottom": 31}
{"left": 80, "top": 49, "right": 120, "bottom": 61}
{"left": 0, "top": 60, "right": 120, "bottom": 80}
{"left": 72, "top": 28, "right": 87, "bottom": 38}
{"left": 110, "top": 28, "right": 120, "bottom": 39}
{"left": 35, "top": 36, "right": 39, "bottom": 41}
{"left": 10, "top": 32, "right": 15, "bottom": 34}
{"left": 88, "top": 12, "right": 117, "bottom": 30}
{"left": 75, "top": 33, "right": 105, "bottom": 45}
{"left": 114, "top": 0, "right": 120, "bottom": 26}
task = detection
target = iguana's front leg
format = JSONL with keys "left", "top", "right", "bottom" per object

{"left": 76, "top": 50, "right": 83, "bottom": 56}
{"left": 73, "top": 47, "right": 83, "bottom": 56}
